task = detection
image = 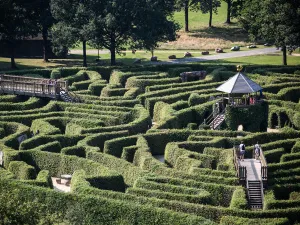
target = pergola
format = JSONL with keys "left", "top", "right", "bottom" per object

{"left": 216, "top": 72, "right": 263, "bottom": 107}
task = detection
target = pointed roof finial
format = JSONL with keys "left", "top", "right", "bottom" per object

{"left": 236, "top": 65, "right": 243, "bottom": 72}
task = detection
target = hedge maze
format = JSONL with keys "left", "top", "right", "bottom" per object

{"left": 1, "top": 65, "right": 300, "bottom": 224}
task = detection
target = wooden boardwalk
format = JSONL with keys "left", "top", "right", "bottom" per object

{"left": 0, "top": 74, "right": 68, "bottom": 99}
{"left": 240, "top": 159, "right": 262, "bottom": 181}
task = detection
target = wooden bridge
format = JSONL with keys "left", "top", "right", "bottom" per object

{"left": 0, "top": 74, "right": 68, "bottom": 99}
{"left": 0, "top": 74, "right": 81, "bottom": 102}
{"left": 233, "top": 146, "right": 268, "bottom": 209}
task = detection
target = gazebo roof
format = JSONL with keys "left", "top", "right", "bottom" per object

{"left": 216, "top": 72, "right": 262, "bottom": 94}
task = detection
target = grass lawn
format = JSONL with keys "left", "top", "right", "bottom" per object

{"left": 0, "top": 51, "right": 299, "bottom": 71}
{"left": 209, "top": 53, "right": 300, "bottom": 66}
{"left": 72, "top": 2, "right": 249, "bottom": 51}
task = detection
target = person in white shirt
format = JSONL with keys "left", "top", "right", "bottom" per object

{"left": 239, "top": 141, "right": 246, "bottom": 161}
{"left": 254, "top": 142, "right": 260, "bottom": 160}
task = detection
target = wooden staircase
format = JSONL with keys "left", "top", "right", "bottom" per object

{"left": 59, "top": 91, "right": 82, "bottom": 103}
{"left": 209, "top": 113, "right": 225, "bottom": 130}
{"left": 247, "top": 180, "right": 263, "bottom": 209}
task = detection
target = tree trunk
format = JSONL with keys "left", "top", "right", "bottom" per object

{"left": 282, "top": 45, "right": 287, "bottom": 65}
{"left": 184, "top": 0, "right": 189, "bottom": 32}
{"left": 82, "top": 40, "right": 87, "bottom": 67}
{"left": 110, "top": 34, "right": 116, "bottom": 66}
{"left": 42, "top": 26, "right": 49, "bottom": 62}
{"left": 225, "top": 0, "right": 231, "bottom": 24}
{"left": 209, "top": 0, "right": 213, "bottom": 27}
{"left": 10, "top": 43, "right": 17, "bottom": 69}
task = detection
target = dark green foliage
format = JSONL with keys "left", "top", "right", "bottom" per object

{"left": 61, "top": 146, "right": 86, "bottom": 158}
{"left": 229, "top": 187, "right": 248, "bottom": 210}
{"left": 8, "top": 161, "right": 37, "bottom": 180}
{"left": 168, "top": 67, "right": 192, "bottom": 77}
{"left": 225, "top": 101, "right": 268, "bottom": 132}
{"left": 50, "top": 69, "right": 61, "bottom": 79}
{"left": 219, "top": 216, "right": 290, "bottom": 225}
{"left": 264, "top": 148, "right": 285, "bottom": 163}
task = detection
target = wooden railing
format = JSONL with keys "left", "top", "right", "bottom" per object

{"left": 233, "top": 146, "right": 247, "bottom": 186}
{"left": 252, "top": 146, "right": 268, "bottom": 188}
{"left": 0, "top": 74, "right": 68, "bottom": 98}
{"left": 260, "top": 148, "right": 268, "bottom": 188}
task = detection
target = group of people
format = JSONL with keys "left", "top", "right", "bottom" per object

{"left": 239, "top": 141, "right": 261, "bottom": 161}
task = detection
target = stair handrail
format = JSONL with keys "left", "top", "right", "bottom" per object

{"left": 259, "top": 147, "right": 268, "bottom": 187}
{"left": 209, "top": 108, "right": 226, "bottom": 130}
{"left": 260, "top": 180, "right": 264, "bottom": 209}
{"left": 202, "top": 112, "right": 214, "bottom": 125}
{"left": 59, "top": 88, "right": 82, "bottom": 103}
{"left": 68, "top": 91, "right": 82, "bottom": 103}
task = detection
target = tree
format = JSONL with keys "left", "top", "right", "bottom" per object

{"left": 191, "top": 0, "right": 221, "bottom": 27}
{"left": 51, "top": 0, "right": 95, "bottom": 67}
{"left": 91, "top": 0, "right": 179, "bottom": 65}
{"left": 0, "top": 0, "right": 39, "bottom": 69}
{"left": 175, "top": 0, "right": 191, "bottom": 32}
{"left": 239, "top": 0, "right": 300, "bottom": 65}
{"left": 222, "top": 0, "right": 234, "bottom": 23}
{"left": 37, "top": 0, "right": 54, "bottom": 62}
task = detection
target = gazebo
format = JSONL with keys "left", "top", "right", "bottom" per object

{"left": 215, "top": 71, "right": 263, "bottom": 110}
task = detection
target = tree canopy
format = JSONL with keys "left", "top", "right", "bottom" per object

{"left": 0, "top": 0, "right": 39, "bottom": 68}
{"left": 239, "top": 0, "right": 300, "bottom": 65}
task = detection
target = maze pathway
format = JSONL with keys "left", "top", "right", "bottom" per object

{"left": 240, "top": 159, "right": 262, "bottom": 181}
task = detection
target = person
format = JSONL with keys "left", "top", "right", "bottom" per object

{"left": 239, "top": 141, "right": 246, "bottom": 161}
{"left": 254, "top": 142, "right": 260, "bottom": 160}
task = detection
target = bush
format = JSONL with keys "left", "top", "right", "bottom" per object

{"left": 8, "top": 161, "right": 37, "bottom": 180}
{"left": 127, "top": 187, "right": 212, "bottom": 205}
{"left": 168, "top": 67, "right": 191, "bottom": 77}
{"left": 264, "top": 148, "right": 285, "bottom": 163}
{"left": 229, "top": 187, "right": 248, "bottom": 209}
{"left": 220, "top": 216, "right": 289, "bottom": 225}
{"left": 50, "top": 69, "right": 61, "bottom": 79}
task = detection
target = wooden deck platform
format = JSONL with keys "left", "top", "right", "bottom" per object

{"left": 0, "top": 74, "right": 68, "bottom": 99}
{"left": 240, "top": 159, "right": 262, "bottom": 181}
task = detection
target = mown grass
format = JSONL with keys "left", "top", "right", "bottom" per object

{"left": 1, "top": 52, "right": 299, "bottom": 71}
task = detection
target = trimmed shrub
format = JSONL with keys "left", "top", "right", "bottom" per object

{"left": 168, "top": 67, "right": 192, "bottom": 77}
{"left": 50, "top": 69, "right": 61, "bottom": 79}
{"left": 8, "top": 161, "right": 37, "bottom": 180}
{"left": 264, "top": 148, "right": 285, "bottom": 163}
{"left": 219, "top": 216, "right": 289, "bottom": 225}
{"left": 229, "top": 187, "right": 248, "bottom": 210}
{"left": 127, "top": 187, "right": 212, "bottom": 205}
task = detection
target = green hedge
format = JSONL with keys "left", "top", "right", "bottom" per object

{"left": 229, "top": 187, "right": 248, "bottom": 210}
{"left": 264, "top": 148, "right": 285, "bottom": 163}
{"left": 219, "top": 216, "right": 289, "bottom": 225}
{"left": 61, "top": 146, "right": 86, "bottom": 157}
{"left": 8, "top": 161, "right": 37, "bottom": 180}
{"left": 127, "top": 187, "right": 212, "bottom": 205}
{"left": 0, "top": 179, "right": 215, "bottom": 225}
{"left": 168, "top": 67, "right": 192, "bottom": 77}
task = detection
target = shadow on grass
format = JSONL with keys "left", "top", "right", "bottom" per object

{"left": 189, "top": 25, "right": 249, "bottom": 43}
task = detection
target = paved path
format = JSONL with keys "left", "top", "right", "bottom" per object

{"left": 240, "top": 159, "right": 261, "bottom": 181}
{"left": 51, "top": 177, "right": 71, "bottom": 192}
{"left": 158, "top": 47, "right": 279, "bottom": 64}
{"left": 70, "top": 47, "right": 280, "bottom": 64}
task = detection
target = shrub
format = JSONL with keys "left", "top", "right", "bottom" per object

{"left": 50, "top": 69, "right": 61, "bottom": 79}
{"left": 219, "top": 216, "right": 289, "bottom": 225}
{"left": 229, "top": 187, "right": 248, "bottom": 210}
{"left": 264, "top": 148, "right": 285, "bottom": 163}
{"left": 168, "top": 67, "right": 191, "bottom": 77}
{"left": 8, "top": 161, "right": 37, "bottom": 180}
